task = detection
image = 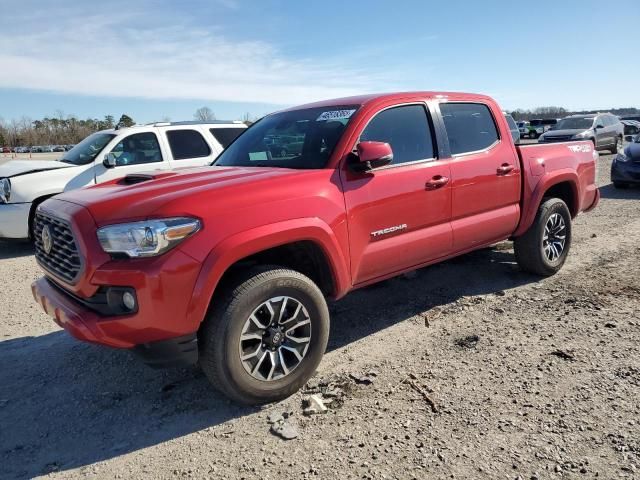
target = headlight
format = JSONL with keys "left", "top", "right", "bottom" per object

{"left": 615, "top": 151, "right": 629, "bottom": 163}
{"left": 97, "top": 217, "right": 201, "bottom": 258}
{"left": 573, "top": 130, "right": 591, "bottom": 139}
{"left": 0, "top": 178, "right": 10, "bottom": 204}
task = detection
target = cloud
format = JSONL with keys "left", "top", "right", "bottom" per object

{"left": 0, "top": 2, "right": 396, "bottom": 106}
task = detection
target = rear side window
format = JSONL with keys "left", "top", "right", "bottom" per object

{"left": 166, "top": 129, "right": 211, "bottom": 160}
{"left": 440, "top": 103, "right": 499, "bottom": 155}
{"left": 360, "top": 105, "right": 435, "bottom": 165}
{"left": 210, "top": 127, "right": 245, "bottom": 148}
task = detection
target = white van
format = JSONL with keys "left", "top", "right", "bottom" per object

{"left": 0, "top": 121, "right": 247, "bottom": 240}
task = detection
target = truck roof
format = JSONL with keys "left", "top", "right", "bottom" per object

{"left": 279, "top": 91, "right": 495, "bottom": 112}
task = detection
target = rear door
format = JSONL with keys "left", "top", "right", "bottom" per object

{"left": 341, "top": 102, "right": 453, "bottom": 284}
{"left": 162, "top": 126, "right": 218, "bottom": 168}
{"left": 437, "top": 101, "right": 521, "bottom": 251}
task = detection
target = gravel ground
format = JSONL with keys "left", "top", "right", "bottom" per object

{"left": 1, "top": 151, "right": 639, "bottom": 480}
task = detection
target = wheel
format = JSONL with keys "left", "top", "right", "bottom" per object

{"left": 613, "top": 182, "right": 629, "bottom": 189}
{"left": 610, "top": 136, "right": 622, "bottom": 154}
{"left": 199, "top": 266, "right": 329, "bottom": 404}
{"left": 514, "top": 198, "right": 572, "bottom": 276}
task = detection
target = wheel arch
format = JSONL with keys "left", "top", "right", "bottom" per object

{"left": 184, "top": 219, "right": 351, "bottom": 331}
{"left": 28, "top": 193, "right": 59, "bottom": 239}
{"left": 514, "top": 172, "right": 579, "bottom": 237}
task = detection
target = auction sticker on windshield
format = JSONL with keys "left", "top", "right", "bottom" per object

{"left": 316, "top": 109, "right": 356, "bottom": 122}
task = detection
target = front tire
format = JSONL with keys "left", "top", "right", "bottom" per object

{"left": 514, "top": 198, "right": 572, "bottom": 276}
{"left": 199, "top": 266, "right": 329, "bottom": 404}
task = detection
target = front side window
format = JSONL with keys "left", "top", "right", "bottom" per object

{"left": 215, "top": 105, "right": 359, "bottom": 169}
{"left": 60, "top": 132, "right": 115, "bottom": 166}
{"left": 440, "top": 103, "right": 499, "bottom": 155}
{"left": 110, "top": 132, "right": 162, "bottom": 166}
{"left": 360, "top": 105, "right": 435, "bottom": 165}
{"left": 166, "top": 129, "right": 211, "bottom": 160}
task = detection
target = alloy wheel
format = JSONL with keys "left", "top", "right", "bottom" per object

{"left": 239, "top": 296, "right": 312, "bottom": 381}
{"left": 543, "top": 213, "right": 566, "bottom": 262}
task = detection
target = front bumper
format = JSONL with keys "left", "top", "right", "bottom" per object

{"left": 32, "top": 245, "right": 204, "bottom": 354}
{"left": 611, "top": 159, "right": 640, "bottom": 184}
{"left": 0, "top": 203, "right": 31, "bottom": 239}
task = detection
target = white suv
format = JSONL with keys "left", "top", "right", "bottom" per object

{"left": 0, "top": 121, "right": 246, "bottom": 240}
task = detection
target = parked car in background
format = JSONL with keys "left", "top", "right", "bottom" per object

{"left": 517, "top": 121, "right": 530, "bottom": 139}
{"left": 620, "top": 114, "right": 640, "bottom": 123}
{"left": 621, "top": 120, "right": 640, "bottom": 142}
{"left": 30, "top": 91, "right": 599, "bottom": 404}
{"left": 0, "top": 120, "right": 247, "bottom": 240}
{"left": 528, "top": 118, "right": 558, "bottom": 138}
{"left": 41, "top": 145, "right": 55, "bottom": 153}
{"left": 538, "top": 113, "right": 623, "bottom": 153}
{"left": 504, "top": 113, "right": 520, "bottom": 144}
{"left": 53, "top": 145, "right": 66, "bottom": 152}
{"left": 611, "top": 133, "right": 640, "bottom": 188}
{"left": 1, "top": 147, "right": 11, "bottom": 153}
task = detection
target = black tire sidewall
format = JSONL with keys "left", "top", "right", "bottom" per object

{"left": 212, "top": 271, "right": 329, "bottom": 403}
{"left": 537, "top": 200, "right": 572, "bottom": 272}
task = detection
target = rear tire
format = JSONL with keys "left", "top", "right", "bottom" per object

{"left": 199, "top": 266, "right": 329, "bottom": 404}
{"left": 610, "top": 136, "right": 622, "bottom": 154}
{"left": 514, "top": 198, "right": 572, "bottom": 276}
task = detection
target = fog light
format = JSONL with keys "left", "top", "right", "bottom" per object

{"left": 122, "top": 291, "right": 136, "bottom": 311}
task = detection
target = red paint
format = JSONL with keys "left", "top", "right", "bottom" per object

{"left": 32, "top": 92, "right": 599, "bottom": 350}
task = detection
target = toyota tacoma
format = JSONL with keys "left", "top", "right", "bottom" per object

{"left": 31, "top": 92, "right": 600, "bottom": 404}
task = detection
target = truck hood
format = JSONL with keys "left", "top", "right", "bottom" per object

{"left": 0, "top": 159, "right": 71, "bottom": 178}
{"left": 56, "top": 165, "right": 313, "bottom": 225}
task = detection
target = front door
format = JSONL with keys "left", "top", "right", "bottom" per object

{"left": 94, "top": 131, "right": 168, "bottom": 183}
{"left": 341, "top": 103, "right": 453, "bottom": 285}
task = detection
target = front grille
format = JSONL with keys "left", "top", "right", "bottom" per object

{"left": 545, "top": 136, "right": 572, "bottom": 142}
{"left": 34, "top": 212, "right": 82, "bottom": 284}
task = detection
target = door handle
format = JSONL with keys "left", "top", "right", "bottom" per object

{"left": 425, "top": 175, "right": 450, "bottom": 190}
{"left": 497, "top": 163, "right": 515, "bottom": 175}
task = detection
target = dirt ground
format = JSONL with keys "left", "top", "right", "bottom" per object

{"left": 1, "top": 151, "right": 638, "bottom": 480}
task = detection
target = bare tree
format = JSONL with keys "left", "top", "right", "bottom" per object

{"left": 194, "top": 107, "right": 216, "bottom": 121}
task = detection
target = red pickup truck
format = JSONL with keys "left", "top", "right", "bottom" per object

{"left": 31, "top": 92, "right": 599, "bottom": 403}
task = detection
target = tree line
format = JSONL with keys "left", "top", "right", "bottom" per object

{"left": 0, "top": 106, "right": 256, "bottom": 147}
{"left": 0, "top": 113, "right": 135, "bottom": 147}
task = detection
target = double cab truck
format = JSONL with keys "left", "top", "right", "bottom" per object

{"left": 0, "top": 121, "right": 247, "bottom": 240}
{"left": 30, "top": 92, "right": 600, "bottom": 404}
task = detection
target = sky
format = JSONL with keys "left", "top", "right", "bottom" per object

{"left": 0, "top": 0, "right": 638, "bottom": 123}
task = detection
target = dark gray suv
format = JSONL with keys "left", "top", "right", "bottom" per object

{"left": 538, "top": 113, "right": 624, "bottom": 153}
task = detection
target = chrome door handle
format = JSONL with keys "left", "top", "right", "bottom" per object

{"left": 497, "top": 163, "right": 514, "bottom": 175}
{"left": 426, "top": 175, "right": 450, "bottom": 190}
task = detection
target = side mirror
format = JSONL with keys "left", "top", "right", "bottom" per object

{"left": 595, "top": 124, "right": 604, "bottom": 129}
{"left": 350, "top": 141, "right": 393, "bottom": 172}
{"left": 103, "top": 153, "right": 117, "bottom": 168}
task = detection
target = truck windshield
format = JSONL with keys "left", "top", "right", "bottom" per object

{"left": 555, "top": 118, "right": 594, "bottom": 130}
{"left": 214, "top": 106, "right": 359, "bottom": 169}
{"left": 60, "top": 133, "right": 116, "bottom": 166}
